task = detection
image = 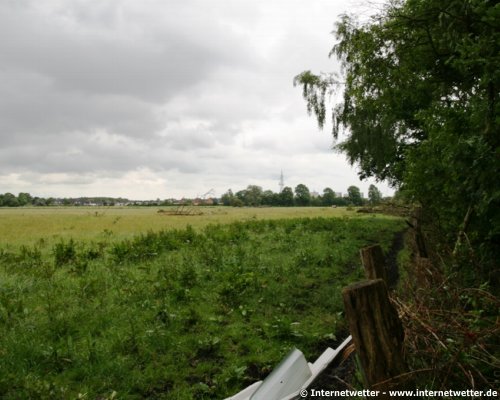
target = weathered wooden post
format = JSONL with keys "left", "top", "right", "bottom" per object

{"left": 342, "top": 279, "right": 408, "bottom": 398}
{"left": 360, "top": 244, "right": 387, "bottom": 283}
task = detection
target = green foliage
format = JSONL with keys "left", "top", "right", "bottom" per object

{"left": 279, "top": 186, "right": 295, "bottom": 206}
{"left": 17, "top": 192, "right": 33, "bottom": 206}
{"left": 347, "top": 185, "right": 363, "bottom": 206}
{"left": 109, "top": 228, "right": 192, "bottom": 264}
{"left": 0, "top": 193, "right": 19, "bottom": 207}
{"left": 293, "top": 71, "right": 338, "bottom": 130}
{"left": 296, "top": 0, "right": 500, "bottom": 279}
{"left": 0, "top": 215, "right": 404, "bottom": 398}
{"left": 221, "top": 189, "right": 235, "bottom": 206}
{"left": 243, "top": 185, "right": 264, "bottom": 206}
{"left": 294, "top": 184, "right": 311, "bottom": 206}
{"left": 368, "top": 184, "right": 382, "bottom": 206}
{"left": 53, "top": 240, "right": 77, "bottom": 267}
{"left": 221, "top": 184, "right": 350, "bottom": 207}
{"left": 321, "top": 188, "right": 336, "bottom": 206}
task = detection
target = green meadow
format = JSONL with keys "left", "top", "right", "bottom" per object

{"left": 0, "top": 207, "right": 404, "bottom": 399}
{"left": 0, "top": 206, "right": 358, "bottom": 249}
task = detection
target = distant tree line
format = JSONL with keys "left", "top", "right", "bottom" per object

{"left": 0, "top": 192, "right": 42, "bottom": 207}
{"left": 220, "top": 184, "right": 384, "bottom": 207}
{"left": 0, "top": 184, "right": 385, "bottom": 208}
{"left": 0, "top": 193, "right": 131, "bottom": 207}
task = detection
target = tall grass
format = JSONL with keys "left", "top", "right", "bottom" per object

{"left": 0, "top": 216, "right": 404, "bottom": 399}
{"left": 0, "top": 206, "right": 381, "bottom": 248}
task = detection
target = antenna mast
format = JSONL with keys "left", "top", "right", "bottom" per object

{"left": 279, "top": 170, "right": 284, "bottom": 193}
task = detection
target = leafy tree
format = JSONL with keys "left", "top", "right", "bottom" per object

{"left": 2, "top": 193, "right": 19, "bottom": 207}
{"left": 232, "top": 197, "right": 244, "bottom": 207}
{"left": 233, "top": 186, "right": 264, "bottom": 206}
{"left": 322, "top": 187, "right": 336, "bottom": 206}
{"left": 261, "top": 190, "right": 277, "bottom": 206}
{"left": 235, "top": 190, "right": 247, "bottom": 204}
{"left": 295, "top": 0, "right": 500, "bottom": 274}
{"left": 279, "top": 187, "right": 294, "bottom": 207}
{"left": 332, "top": 196, "right": 349, "bottom": 207}
{"left": 294, "top": 183, "right": 311, "bottom": 206}
{"left": 310, "top": 195, "right": 323, "bottom": 207}
{"left": 221, "top": 190, "right": 235, "bottom": 206}
{"left": 244, "top": 185, "right": 263, "bottom": 206}
{"left": 347, "top": 186, "right": 363, "bottom": 206}
{"left": 17, "top": 192, "right": 32, "bottom": 206}
{"left": 368, "top": 184, "right": 382, "bottom": 206}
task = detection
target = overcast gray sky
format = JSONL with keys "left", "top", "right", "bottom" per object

{"left": 0, "top": 0, "right": 392, "bottom": 199}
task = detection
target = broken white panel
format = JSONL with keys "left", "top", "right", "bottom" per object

{"left": 225, "top": 335, "right": 353, "bottom": 400}
{"left": 250, "top": 348, "right": 312, "bottom": 400}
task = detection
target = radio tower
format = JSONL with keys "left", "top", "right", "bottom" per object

{"left": 279, "top": 170, "right": 284, "bottom": 193}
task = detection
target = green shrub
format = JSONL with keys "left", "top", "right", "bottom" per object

{"left": 53, "top": 240, "right": 77, "bottom": 267}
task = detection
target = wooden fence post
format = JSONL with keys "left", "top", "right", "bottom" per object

{"left": 342, "top": 279, "right": 408, "bottom": 397}
{"left": 360, "top": 244, "right": 387, "bottom": 283}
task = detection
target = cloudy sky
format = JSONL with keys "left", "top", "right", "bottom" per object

{"left": 0, "top": 0, "right": 392, "bottom": 200}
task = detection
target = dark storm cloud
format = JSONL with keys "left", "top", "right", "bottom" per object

{"left": 0, "top": 72, "right": 161, "bottom": 140}
{"left": 0, "top": 0, "right": 259, "bottom": 179}
{"left": 0, "top": 0, "right": 393, "bottom": 198}
{"left": 0, "top": 0, "right": 255, "bottom": 145}
{"left": 0, "top": 0, "right": 242, "bottom": 101}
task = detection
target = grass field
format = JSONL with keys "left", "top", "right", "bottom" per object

{"left": 0, "top": 206, "right": 361, "bottom": 249}
{"left": 0, "top": 208, "right": 405, "bottom": 399}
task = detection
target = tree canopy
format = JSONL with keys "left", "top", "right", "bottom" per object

{"left": 294, "top": 184, "right": 312, "bottom": 206}
{"left": 347, "top": 185, "right": 363, "bottom": 206}
{"left": 295, "top": 0, "right": 500, "bottom": 278}
{"left": 322, "top": 187, "right": 336, "bottom": 206}
{"left": 368, "top": 184, "right": 382, "bottom": 206}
